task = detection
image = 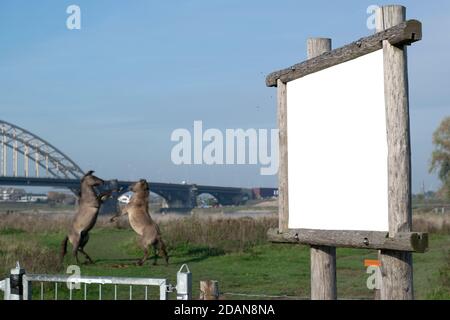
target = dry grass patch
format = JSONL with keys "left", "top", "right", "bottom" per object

{"left": 0, "top": 212, "right": 116, "bottom": 234}
{"left": 413, "top": 214, "right": 450, "bottom": 234}
{"left": 159, "top": 215, "right": 277, "bottom": 252}
{"left": 0, "top": 238, "right": 63, "bottom": 277}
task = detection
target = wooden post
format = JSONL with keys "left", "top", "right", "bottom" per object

{"left": 376, "top": 5, "right": 414, "bottom": 300}
{"left": 277, "top": 79, "right": 288, "bottom": 232}
{"left": 307, "top": 38, "right": 337, "bottom": 300}
{"left": 199, "top": 280, "right": 219, "bottom": 300}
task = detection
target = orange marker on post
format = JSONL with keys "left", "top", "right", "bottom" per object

{"left": 364, "top": 259, "right": 381, "bottom": 267}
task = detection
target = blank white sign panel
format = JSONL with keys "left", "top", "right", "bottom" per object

{"left": 287, "top": 49, "right": 388, "bottom": 231}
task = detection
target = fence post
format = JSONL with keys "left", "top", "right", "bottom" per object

{"left": 8, "top": 262, "right": 26, "bottom": 300}
{"left": 176, "top": 264, "right": 192, "bottom": 300}
{"left": 376, "top": 5, "right": 414, "bottom": 300}
{"left": 159, "top": 279, "right": 168, "bottom": 300}
{"left": 0, "top": 278, "right": 8, "bottom": 300}
{"left": 199, "top": 280, "right": 219, "bottom": 300}
{"left": 306, "top": 38, "right": 337, "bottom": 300}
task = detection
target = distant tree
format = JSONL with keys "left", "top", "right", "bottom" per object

{"left": 48, "top": 191, "right": 72, "bottom": 204}
{"left": 429, "top": 116, "right": 450, "bottom": 200}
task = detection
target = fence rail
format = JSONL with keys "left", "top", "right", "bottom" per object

{"left": 23, "top": 274, "right": 168, "bottom": 300}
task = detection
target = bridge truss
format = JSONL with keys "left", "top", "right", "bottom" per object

{"left": 0, "top": 120, "right": 84, "bottom": 179}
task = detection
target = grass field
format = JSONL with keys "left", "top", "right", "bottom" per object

{"left": 0, "top": 212, "right": 449, "bottom": 300}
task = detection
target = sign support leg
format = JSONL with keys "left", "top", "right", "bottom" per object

{"left": 306, "top": 38, "right": 337, "bottom": 300}
{"left": 376, "top": 5, "right": 414, "bottom": 300}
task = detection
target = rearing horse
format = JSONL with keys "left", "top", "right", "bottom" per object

{"left": 110, "top": 179, "right": 169, "bottom": 266}
{"left": 61, "top": 171, "right": 105, "bottom": 264}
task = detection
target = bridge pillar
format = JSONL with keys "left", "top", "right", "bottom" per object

{"left": 158, "top": 186, "right": 197, "bottom": 212}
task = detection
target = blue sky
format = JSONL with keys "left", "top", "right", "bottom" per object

{"left": 0, "top": 1, "right": 448, "bottom": 192}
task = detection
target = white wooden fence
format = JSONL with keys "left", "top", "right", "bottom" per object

{"left": 1, "top": 262, "right": 192, "bottom": 300}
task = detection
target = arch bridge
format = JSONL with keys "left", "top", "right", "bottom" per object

{"left": 0, "top": 120, "right": 262, "bottom": 210}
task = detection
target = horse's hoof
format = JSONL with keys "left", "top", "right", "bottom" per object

{"left": 136, "top": 261, "right": 144, "bottom": 266}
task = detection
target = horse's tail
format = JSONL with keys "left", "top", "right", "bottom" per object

{"left": 61, "top": 236, "right": 69, "bottom": 261}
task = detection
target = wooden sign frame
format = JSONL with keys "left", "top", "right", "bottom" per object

{"left": 266, "top": 5, "right": 428, "bottom": 300}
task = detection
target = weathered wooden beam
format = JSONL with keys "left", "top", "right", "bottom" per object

{"left": 377, "top": 5, "right": 414, "bottom": 300}
{"left": 277, "top": 79, "right": 289, "bottom": 232}
{"left": 265, "top": 19, "right": 422, "bottom": 87}
{"left": 267, "top": 228, "right": 428, "bottom": 253}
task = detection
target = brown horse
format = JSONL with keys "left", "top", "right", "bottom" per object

{"left": 61, "top": 171, "right": 105, "bottom": 264}
{"left": 110, "top": 179, "right": 169, "bottom": 266}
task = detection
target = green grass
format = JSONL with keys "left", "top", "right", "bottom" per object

{"left": 1, "top": 226, "right": 449, "bottom": 300}
{"left": 0, "top": 227, "right": 25, "bottom": 235}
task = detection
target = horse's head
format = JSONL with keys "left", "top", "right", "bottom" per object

{"left": 81, "top": 170, "right": 105, "bottom": 188}
{"left": 129, "top": 179, "right": 149, "bottom": 193}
